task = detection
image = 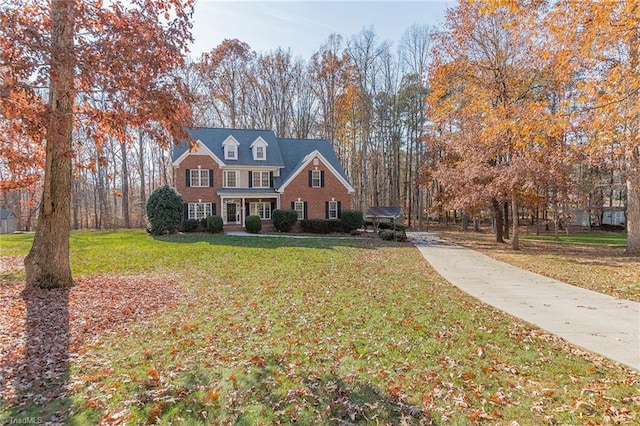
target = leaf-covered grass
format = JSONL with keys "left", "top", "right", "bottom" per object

{"left": 441, "top": 229, "right": 640, "bottom": 303}
{"left": 1, "top": 230, "right": 639, "bottom": 424}
{"left": 523, "top": 232, "right": 627, "bottom": 246}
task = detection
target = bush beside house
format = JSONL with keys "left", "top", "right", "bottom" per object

{"left": 146, "top": 185, "right": 183, "bottom": 235}
{"left": 245, "top": 215, "right": 262, "bottom": 234}
{"left": 272, "top": 209, "right": 299, "bottom": 232}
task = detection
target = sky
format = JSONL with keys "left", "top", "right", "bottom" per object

{"left": 189, "top": 0, "right": 454, "bottom": 59}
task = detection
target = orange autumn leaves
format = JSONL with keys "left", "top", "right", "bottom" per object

{"left": 427, "top": 0, "right": 639, "bottom": 251}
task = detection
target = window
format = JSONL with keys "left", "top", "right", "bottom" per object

{"left": 223, "top": 170, "right": 237, "bottom": 188}
{"left": 222, "top": 136, "right": 240, "bottom": 160}
{"left": 250, "top": 202, "right": 271, "bottom": 220}
{"left": 294, "top": 201, "right": 304, "bottom": 220}
{"left": 226, "top": 146, "right": 237, "bottom": 159}
{"left": 328, "top": 201, "right": 338, "bottom": 219}
{"left": 250, "top": 137, "right": 268, "bottom": 160}
{"left": 311, "top": 170, "right": 321, "bottom": 187}
{"left": 252, "top": 171, "right": 270, "bottom": 188}
{"left": 188, "top": 203, "right": 212, "bottom": 220}
{"left": 189, "top": 169, "right": 210, "bottom": 187}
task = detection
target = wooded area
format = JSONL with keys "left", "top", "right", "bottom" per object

{"left": 0, "top": 1, "right": 638, "bottom": 286}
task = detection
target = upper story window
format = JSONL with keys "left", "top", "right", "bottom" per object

{"left": 223, "top": 170, "right": 238, "bottom": 188}
{"left": 250, "top": 137, "right": 268, "bottom": 161}
{"left": 189, "top": 169, "right": 210, "bottom": 187}
{"left": 226, "top": 146, "right": 237, "bottom": 159}
{"left": 311, "top": 170, "right": 322, "bottom": 187}
{"left": 222, "top": 136, "right": 240, "bottom": 161}
{"left": 252, "top": 171, "right": 270, "bottom": 188}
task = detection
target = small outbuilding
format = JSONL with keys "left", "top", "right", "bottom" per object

{"left": 365, "top": 206, "right": 404, "bottom": 229}
{"left": 0, "top": 209, "right": 18, "bottom": 234}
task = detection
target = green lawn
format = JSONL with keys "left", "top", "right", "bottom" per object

{"left": 1, "top": 230, "right": 638, "bottom": 424}
{"left": 522, "top": 232, "right": 627, "bottom": 246}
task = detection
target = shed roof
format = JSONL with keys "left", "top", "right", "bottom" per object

{"left": 0, "top": 209, "right": 16, "bottom": 220}
{"left": 365, "top": 206, "right": 404, "bottom": 218}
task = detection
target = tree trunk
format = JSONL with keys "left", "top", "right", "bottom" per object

{"left": 503, "top": 201, "right": 510, "bottom": 239}
{"left": 626, "top": 12, "right": 639, "bottom": 255}
{"left": 492, "top": 198, "right": 504, "bottom": 243}
{"left": 138, "top": 131, "right": 147, "bottom": 228}
{"left": 24, "top": 0, "right": 75, "bottom": 289}
{"left": 627, "top": 165, "right": 639, "bottom": 255}
{"left": 511, "top": 193, "right": 520, "bottom": 250}
{"left": 120, "top": 140, "right": 131, "bottom": 228}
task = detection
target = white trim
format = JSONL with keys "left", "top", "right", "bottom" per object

{"left": 173, "top": 140, "right": 224, "bottom": 167}
{"left": 252, "top": 171, "right": 270, "bottom": 188}
{"left": 250, "top": 137, "right": 269, "bottom": 161}
{"left": 277, "top": 150, "right": 355, "bottom": 193}
{"left": 222, "top": 135, "right": 240, "bottom": 160}
{"left": 223, "top": 170, "right": 238, "bottom": 188}
{"left": 328, "top": 200, "right": 339, "bottom": 219}
{"left": 249, "top": 136, "right": 269, "bottom": 148}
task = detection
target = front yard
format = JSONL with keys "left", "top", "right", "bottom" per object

{"left": 1, "top": 230, "right": 638, "bottom": 424}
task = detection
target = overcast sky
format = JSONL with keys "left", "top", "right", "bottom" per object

{"left": 189, "top": 0, "right": 453, "bottom": 59}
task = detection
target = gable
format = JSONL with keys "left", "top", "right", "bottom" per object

{"left": 173, "top": 140, "right": 224, "bottom": 167}
{"left": 277, "top": 149, "right": 355, "bottom": 194}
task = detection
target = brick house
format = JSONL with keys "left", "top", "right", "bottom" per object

{"left": 172, "top": 128, "right": 355, "bottom": 228}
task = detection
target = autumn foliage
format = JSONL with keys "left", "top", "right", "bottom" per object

{"left": 428, "top": 0, "right": 639, "bottom": 253}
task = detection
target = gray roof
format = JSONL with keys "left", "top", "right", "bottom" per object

{"left": 174, "top": 128, "right": 283, "bottom": 168}
{"left": 365, "top": 206, "right": 404, "bottom": 218}
{"left": 277, "top": 138, "right": 350, "bottom": 186}
{"left": 0, "top": 209, "right": 16, "bottom": 219}
{"left": 174, "top": 128, "right": 351, "bottom": 190}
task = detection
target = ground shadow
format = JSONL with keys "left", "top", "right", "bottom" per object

{"left": 230, "top": 361, "right": 436, "bottom": 425}
{"left": 0, "top": 286, "right": 71, "bottom": 423}
{"left": 154, "top": 232, "right": 409, "bottom": 251}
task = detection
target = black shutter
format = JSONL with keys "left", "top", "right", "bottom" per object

{"left": 269, "top": 171, "right": 274, "bottom": 188}
{"left": 320, "top": 171, "right": 325, "bottom": 187}
{"left": 248, "top": 171, "right": 253, "bottom": 188}
{"left": 185, "top": 169, "right": 190, "bottom": 187}
{"left": 325, "top": 202, "right": 329, "bottom": 219}
{"left": 291, "top": 201, "right": 295, "bottom": 209}
{"left": 308, "top": 171, "right": 313, "bottom": 187}
{"left": 211, "top": 203, "right": 216, "bottom": 216}
{"left": 183, "top": 203, "right": 189, "bottom": 220}
{"left": 337, "top": 201, "right": 342, "bottom": 218}
{"left": 303, "top": 202, "right": 308, "bottom": 219}
{"left": 209, "top": 170, "right": 214, "bottom": 187}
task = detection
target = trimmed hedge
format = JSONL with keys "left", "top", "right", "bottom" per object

{"left": 146, "top": 185, "right": 183, "bottom": 236}
{"left": 206, "top": 215, "right": 224, "bottom": 233}
{"left": 300, "top": 219, "right": 343, "bottom": 234}
{"left": 245, "top": 215, "right": 262, "bottom": 234}
{"left": 181, "top": 219, "right": 200, "bottom": 232}
{"left": 272, "top": 209, "right": 299, "bottom": 232}
{"left": 379, "top": 229, "right": 407, "bottom": 241}
{"left": 340, "top": 210, "right": 364, "bottom": 232}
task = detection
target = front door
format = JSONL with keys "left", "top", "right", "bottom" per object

{"left": 226, "top": 202, "right": 237, "bottom": 223}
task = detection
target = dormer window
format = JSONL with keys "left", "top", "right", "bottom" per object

{"left": 226, "top": 146, "right": 236, "bottom": 159}
{"left": 222, "top": 136, "right": 240, "bottom": 161}
{"left": 250, "top": 137, "right": 268, "bottom": 161}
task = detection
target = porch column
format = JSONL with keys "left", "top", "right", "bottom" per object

{"left": 241, "top": 197, "right": 246, "bottom": 227}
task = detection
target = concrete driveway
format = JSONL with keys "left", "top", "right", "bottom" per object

{"left": 408, "top": 232, "right": 640, "bottom": 371}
